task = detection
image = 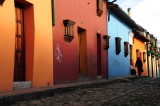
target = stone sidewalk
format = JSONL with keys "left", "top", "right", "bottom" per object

{"left": 1, "top": 76, "right": 160, "bottom": 105}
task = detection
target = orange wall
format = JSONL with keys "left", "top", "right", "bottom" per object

{"left": 29, "top": 0, "right": 53, "bottom": 87}
{"left": 0, "top": 0, "right": 53, "bottom": 92}
{"left": 0, "top": 0, "right": 15, "bottom": 92}
{"left": 53, "top": 0, "right": 107, "bottom": 83}
{"left": 132, "top": 38, "right": 148, "bottom": 76}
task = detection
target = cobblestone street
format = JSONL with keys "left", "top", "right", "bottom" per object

{"left": 11, "top": 77, "right": 160, "bottom": 106}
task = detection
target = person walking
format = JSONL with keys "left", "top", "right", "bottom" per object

{"left": 135, "top": 57, "right": 143, "bottom": 76}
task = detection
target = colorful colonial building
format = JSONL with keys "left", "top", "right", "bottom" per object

{"left": 132, "top": 28, "right": 149, "bottom": 76}
{"left": 0, "top": 0, "right": 53, "bottom": 92}
{"left": 107, "top": 4, "right": 138, "bottom": 78}
{"left": 53, "top": 0, "right": 108, "bottom": 84}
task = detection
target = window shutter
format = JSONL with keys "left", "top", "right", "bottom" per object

{"left": 124, "top": 42, "right": 129, "bottom": 57}
{"left": 103, "top": 35, "right": 110, "bottom": 50}
{"left": 115, "top": 37, "right": 121, "bottom": 55}
{"left": 52, "top": 0, "right": 55, "bottom": 26}
{"left": 99, "top": 0, "right": 103, "bottom": 11}
{"left": 97, "top": 0, "right": 103, "bottom": 17}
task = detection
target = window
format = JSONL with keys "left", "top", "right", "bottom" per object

{"left": 103, "top": 35, "right": 110, "bottom": 50}
{"left": 115, "top": 37, "right": 121, "bottom": 55}
{"left": 124, "top": 42, "right": 129, "bottom": 57}
{"left": 136, "top": 49, "right": 140, "bottom": 59}
{"left": 97, "top": 0, "right": 103, "bottom": 17}
{"left": 63, "top": 19, "right": 75, "bottom": 42}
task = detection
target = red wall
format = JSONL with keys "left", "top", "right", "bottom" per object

{"left": 53, "top": 0, "right": 108, "bottom": 84}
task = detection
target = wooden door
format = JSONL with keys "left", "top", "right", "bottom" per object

{"left": 14, "top": 6, "right": 25, "bottom": 81}
{"left": 78, "top": 28, "right": 88, "bottom": 77}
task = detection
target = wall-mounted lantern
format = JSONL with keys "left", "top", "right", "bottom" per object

{"left": 115, "top": 37, "right": 121, "bottom": 55}
{"left": 63, "top": 19, "right": 76, "bottom": 42}
{"left": 0, "top": 0, "right": 5, "bottom": 5}
{"left": 124, "top": 42, "right": 129, "bottom": 57}
{"left": 103, "top": 35, "right": 110, "bottom": 50}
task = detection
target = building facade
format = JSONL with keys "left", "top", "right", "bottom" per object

{"left": 0, "top": 0, "right": 53, "bottom": 92}
{"left": 147, "top": 35, "right": 159, "bottom": 77}
{"left": 108, "top": 4, "right": 134, "bottom": 78}
{"left": 53, "top": 0, "right": 108, "bottom": 84}
{"left": 132, "top": 29, "right": 149, "bottom": 76}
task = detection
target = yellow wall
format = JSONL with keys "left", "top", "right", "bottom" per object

{"left": 132, "top": 38, "right": 148, "bottom": 76}
{"left": 0, "top": 0, "right": 53, "bottom": 92}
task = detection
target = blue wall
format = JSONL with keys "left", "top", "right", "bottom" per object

{"left": 108, "top": 14, "right": 131, "bottom": 78}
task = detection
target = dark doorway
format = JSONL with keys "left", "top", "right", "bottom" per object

{"left": 14, "top": 5, "right": 25, "bottom": 81}
{"left": 97, "top": 34, "right": 101, "bottom": 76}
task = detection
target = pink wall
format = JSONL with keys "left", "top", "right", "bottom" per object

{"left": 53, "top": 0, "right": 108, "bottom": 83}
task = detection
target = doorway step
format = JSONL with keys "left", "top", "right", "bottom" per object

{"left": 14, "top": 81, "right": 31, "bottom": 90}
{"left": 97, "top": 76, "right": 102, "bottom": 80}
{"left": 78, "top": 74, "right": 89, "bottom": 82}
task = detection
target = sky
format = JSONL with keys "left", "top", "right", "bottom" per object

{"left": 114, "top": 0, "right": 160, "bottom": 41}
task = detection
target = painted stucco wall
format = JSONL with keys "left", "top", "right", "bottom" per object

{"left": 0, "top": 0, "right": 53, "bottom": 92}
{"left": 149, "top": 57, "right": 159, "bottom": 77}
{"left": 53, "top": 0, "right": 107, "bottom": 83}
{"left": 0, "top": 0, "right": 15, "bottom": 92}
{"left": 148, "top": 56, "right": 153, "bottom": 77}
{"left": 132, "top": 38, "right": 147, "bottom": 76}
{"left": 108, "top": 14, "right": 130, "bottom": 78}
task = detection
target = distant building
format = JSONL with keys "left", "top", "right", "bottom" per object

{"left": 146, "top": 35, "right": 159, "bottom": 77}
{"left": 156, "top": 40, "right": 160, "bottom": 77}
{"left": 132, "top": 28, "right": 149, "bottom": 76}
